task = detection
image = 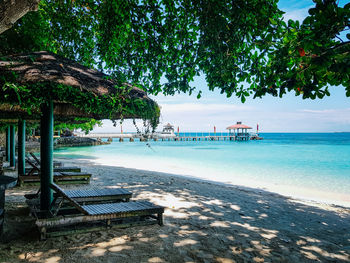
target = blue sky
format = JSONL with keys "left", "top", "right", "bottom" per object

{"left": 93, "top": 0, "right": 350, "bottom": 133}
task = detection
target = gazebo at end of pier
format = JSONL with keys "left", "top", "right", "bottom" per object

{"left": 226, "top": 122, "right": 252, "bottom": 141}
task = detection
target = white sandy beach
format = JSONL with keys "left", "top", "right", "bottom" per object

{"left": 89, "top": 155, "right": 350, "bottom": 208}
{"left": 1, "top": 159, "right": 350, "bottom": 263}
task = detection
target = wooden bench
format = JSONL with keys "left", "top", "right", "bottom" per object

{"left": 20, "top": 157, "right": 91, "bottom": 186}
{"left": 25, "top": 186, "right": 132, "bottom": 204}
{"left": 26, "top": 153, "right": 63, "bottom": 168}
{"left": 28, "top": 183, "right": 164, "bottom": 239}
{"left": 19, "top": 171, "right": 91, "bottom": 186}
{"left": 25, "top": 166, "right": 81, "bottom": 173}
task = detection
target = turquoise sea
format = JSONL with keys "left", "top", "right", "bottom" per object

{"left": 54, "top": 133, "right": 350, "bottom": 206}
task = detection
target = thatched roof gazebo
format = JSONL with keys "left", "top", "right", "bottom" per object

{"left": 0, "top": 51, "right": 160, "bottom": 212}
{"left": 0, "top": 51, "right": 159, "bottom": 121}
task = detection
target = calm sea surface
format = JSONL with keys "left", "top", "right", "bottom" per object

{"left": 54, "top": 133, "right": 350, "bottom": 205}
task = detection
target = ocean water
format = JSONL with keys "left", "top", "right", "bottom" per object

{"left": 54, "top": 133, "right": 350, "bottom": 206}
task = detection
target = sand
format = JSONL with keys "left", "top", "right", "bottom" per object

{"left": 0, "top": 159, "right": 350, "bottom": 263}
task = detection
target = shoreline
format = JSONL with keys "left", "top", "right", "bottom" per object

{"left": 61, "top": 156, "right": 350, "bottom": 209}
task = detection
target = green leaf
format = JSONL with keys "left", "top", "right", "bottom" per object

{"left": 346, "top": 87, "right": 350, "bottom": 97}
{"left": 308, "top": 8, "right": 316, "bottom": 15}
{"left": 269, "top": 18, "right": 277, "bottom": 25}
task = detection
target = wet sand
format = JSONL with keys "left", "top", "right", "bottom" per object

{"left": 1, "top": 159, "right": 350, "bottom": 263}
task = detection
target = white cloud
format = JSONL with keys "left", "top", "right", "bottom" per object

{"left": 282, "top": 6, "right": 312, "bottom": 22}
{"left": 300, "top": 108, "right": 350, "bottom": 114}
{"left": 156, "top": 103, "right": 258, "bottom": 132}
{"left": 160, "top": 103, "right": 253, "bottom": 113}
{"left": 297, "top": 108, "right": 350, "bottom": 125}
{"left": 89, "top": 106, "right": 350, "bottom": 134}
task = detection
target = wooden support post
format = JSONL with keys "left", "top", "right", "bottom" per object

{"left": 5, "top": 127, "right": 10, "bottom": 162}
{"left": 40, "top": 100, "right": 54, "bottom": 212}
{"left": 158, "top": 212, "right": 163, "bottom": 226}
{"left": 9, "top": 125, "right": 15, "bottom": 167}
{"left": 0, "top": 190, "right": 4, "bottom": 235}
{"left": 18, "top": 120, "right": 26, "bottom": 176}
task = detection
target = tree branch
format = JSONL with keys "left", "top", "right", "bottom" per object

{"left": 335, "top": 35, "right": 344, "bottom": 43}
{"left": 322, "top": 41, "right": 350, "bottom": 55}
{"left": 0, "top": 0, "right": 40, "bottom": 34}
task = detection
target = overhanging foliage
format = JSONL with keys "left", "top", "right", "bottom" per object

{"left": 0, "top": 51, "right": 160, "bottom": 131}
{"left": 0, "top": 82, "right": 160, "bottom": 130}
{"left": 0, "top": 0, "right": 348, "bottom": 103}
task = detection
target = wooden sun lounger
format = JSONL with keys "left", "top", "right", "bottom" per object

{"left": 63, "top": 188, "right": 132, "bottom": 203}
{"left": 25, "top": 166, "right": 82, "bottom": 173}
{"left": 27, "top": 152, "right": 63, "bottom": 167}
{"left": 18, "top": 171, "right": 91, "bottom": 186}
{"left": 25, "top": 157, "right": 65, "bottom": 176}
{"left": 25, "top": 187, "right": 132, "bottom": 204}
{"left": 26, "top": 154, "right": 80, "bottom": 173}
{"left": 28, "top": 183, "right": 164, "bottom": 239}
{"left": 26, "top": 160, "right": 63, "bottom": 168}
{"left": 19, "top": 158, "right": 91, "bottom": 186}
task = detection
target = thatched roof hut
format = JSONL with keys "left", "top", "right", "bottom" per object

{"left": 0, "top": 51, "right": 159, "bottom": 123}
{"left": 0, "top": 51, "right": 160, "bottom": 211}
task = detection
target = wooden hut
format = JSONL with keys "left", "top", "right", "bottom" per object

{"left": 0, "top": 51, "right": 160, "bottom": 213}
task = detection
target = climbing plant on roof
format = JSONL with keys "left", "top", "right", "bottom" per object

{"left": 0, "top": 81, "right": 160, "bottom": 130}
{"left": 0, "top": 51, "right": 160, "bottom": 131}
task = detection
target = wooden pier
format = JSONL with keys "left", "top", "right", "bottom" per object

{"left": 159, "top": 135, "right": 249, "bottom": 141}
{"left": 76, "top": 133, "right": 251, "bottom": 142}
{"left": 75, "top": 121, "right": 262, "bottom": 142}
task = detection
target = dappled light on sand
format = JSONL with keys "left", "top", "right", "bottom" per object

{"left": 1, "top": 161, "right": 350, "bottom": 262}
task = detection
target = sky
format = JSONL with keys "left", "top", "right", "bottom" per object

{"left": 93, "top": 0, "right": 350, "bottom": 134}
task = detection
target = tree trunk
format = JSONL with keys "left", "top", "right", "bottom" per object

{"left": 0, "top": 0, "right": 40, "bottom": 34}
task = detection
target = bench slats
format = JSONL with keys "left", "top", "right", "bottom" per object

{"left": 64, "top": 188, "right": 130, "bottom": 198}
{"left": 82, "top": 201, "right": 163, "bottom": 216}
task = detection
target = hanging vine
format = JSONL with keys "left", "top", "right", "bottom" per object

{"left": 0, "top": 80, "right": 160, "bottom": 131}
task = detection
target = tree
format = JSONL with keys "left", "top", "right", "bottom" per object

{"left": 0, "top": 0, "right": 349, "bottom": 103}
{"left": 0, "top": 0, "right": 40, "bottom": 34}
{"left": 253, "top": 0, "right": 350, "bottom": 100}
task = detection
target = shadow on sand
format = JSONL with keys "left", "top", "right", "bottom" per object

{"left": 0, "top": 163, "right": 349, "bottom": 263}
